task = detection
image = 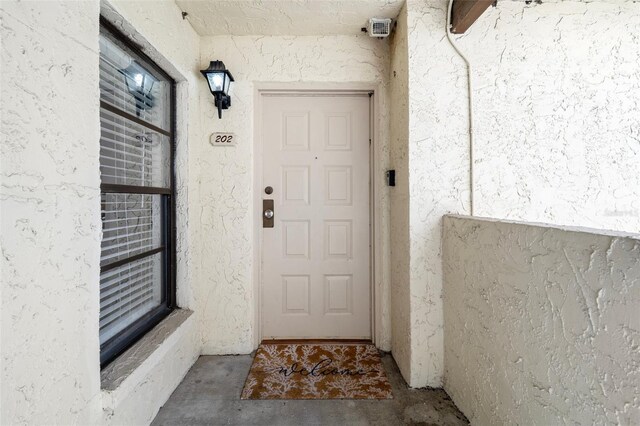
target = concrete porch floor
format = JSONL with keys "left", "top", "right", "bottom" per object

{"left": 152, "top": 354, "right": 469, "bottom": 425}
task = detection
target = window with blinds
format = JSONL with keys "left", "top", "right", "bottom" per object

{"left": 99, "top": 20, "right": 175, "bottom": 367}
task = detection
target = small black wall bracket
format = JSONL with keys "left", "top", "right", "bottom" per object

{"left": 386, "top": 170, "right": 396, "bottom": 187}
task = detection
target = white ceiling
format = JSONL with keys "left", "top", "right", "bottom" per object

{"left": 176, "top": 0, "right": 405, "bottom": 36}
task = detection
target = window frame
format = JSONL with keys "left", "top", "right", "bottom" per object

{"left": 99, "top": 17, "right": 177, "bottom": 368}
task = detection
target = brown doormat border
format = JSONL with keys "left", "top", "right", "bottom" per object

{"left": 241, "top": 342, "right": 393, "bottom": 400}
{"left": 261, "top": 338, "right": 372, "bottom": 345}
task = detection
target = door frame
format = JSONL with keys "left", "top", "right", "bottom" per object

{"left": 252, "top": 82, "right": 383, "bottom": 347}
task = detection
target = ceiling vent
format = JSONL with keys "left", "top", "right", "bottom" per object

{"left": 368, "top": 18, "right": 392, "bottom": 38}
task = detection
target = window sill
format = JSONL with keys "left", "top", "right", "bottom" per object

{"left": 101, "top": 309, "right": 193, "bottom": 391}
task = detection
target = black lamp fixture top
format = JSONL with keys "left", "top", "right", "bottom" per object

{"left": 200, "top": 60, "right": 234, "bottom": 119}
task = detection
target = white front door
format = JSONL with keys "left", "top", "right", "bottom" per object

{"left": 261, "top": 93, "right": 371, "bottom": 339}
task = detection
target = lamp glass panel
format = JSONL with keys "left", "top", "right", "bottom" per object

{"left": 140, "top": 73, "right": 157, "bottom": 94}
{"left": 207, "top": 72, "right": 225, "bottom": 93}
{"left": 223, "top": 74, "right": 231, "bottom": 95}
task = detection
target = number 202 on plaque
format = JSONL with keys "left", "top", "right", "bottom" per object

{"left": 210, "top": 133, "right": 236, "bottom": 146}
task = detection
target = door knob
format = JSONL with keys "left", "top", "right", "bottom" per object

{"left": 264, "top": 209, "right": 274, "bottom": 219}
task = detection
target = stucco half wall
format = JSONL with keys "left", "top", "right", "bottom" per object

{"left": 443, "top": 215, "right": 640, "bottom": 425}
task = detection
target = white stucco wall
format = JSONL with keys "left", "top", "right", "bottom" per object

{"left": 443, "top": 215, "right": 640, "bottom": 425}
{"left": 1, "top": 0, "right": 201, "bottom": 424}
{"left": 3, "top": 1, "right": 640, "bottom": 421}
{"left": 198, "top": 35, "right": 391, "bottom": 354}
{"left": 399, "top": 0, "right": 640, "bottom": 387}
{"left": 389, "top": 3, "right": 412, "bottom": 383}
{"left": 403, "top": 0, "right": 472, "bottom": 387}
{"left": 460, "top": 0, "right": 640, "bottom": 234}
{"left": 1, "top": 1, "right": 102, "bottom": 424}
{"left": 388, "top": 0, "right": 472, "bottom": 387}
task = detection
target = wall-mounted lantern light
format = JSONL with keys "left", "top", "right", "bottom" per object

{"left": 200, "top": 60, "right": 234, "bottom": 119}
{"left": 121, "top": 63, "right": 157, "bottom": 117}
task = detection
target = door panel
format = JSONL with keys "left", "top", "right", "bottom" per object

{"left": 261, "top": 94, "right": 371, "bottom": 339}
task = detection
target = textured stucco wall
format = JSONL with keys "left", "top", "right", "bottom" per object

{"left": 389, "top": 3, "right": 412, "bottom": 384}
{"left": 1, "top": 1, "right": 102, "bottom": 424}
{"left": 388, "top": 0, "right": 472, "bottom": 387}
{"left": 443, "top": 215, "right": 640, "bottom": 425}
{"left": 1, "top": 0, "right": 201, "bottom": 424}
{"left": 401, "top": 0, "right": 640, "bottom": 387}
{"left": 403, "top": 0, "right": 471, "bottom": 387}
{"left": 4, "top": 2, "right": 640, "bottom": 421}
{"left": 198, "top": 35, "right": 391, "bottom": 354}
{"left": 459, "top": 0, "right": 640, "bottom": 233}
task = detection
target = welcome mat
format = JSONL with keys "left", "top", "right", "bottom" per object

{"left": 240, "top": 342, "right": 393, "bottom": 400}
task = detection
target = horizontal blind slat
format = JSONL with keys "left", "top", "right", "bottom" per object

{"left": 100, "top": 261, "right": 154, "bottom": 290}
{"left": 99, "top": 108, "right": 169, "bottom": 188}
{"left": 100, "top": 273, "right": 154, "bottom": 313}
{"left": 98, "top": 253, "right": 162, "bottom": 345}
